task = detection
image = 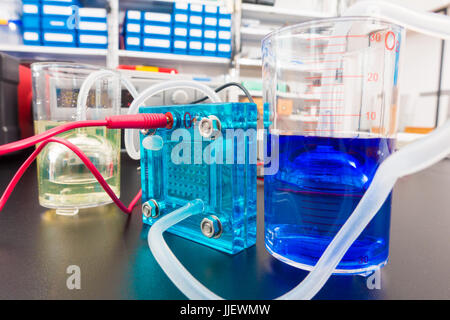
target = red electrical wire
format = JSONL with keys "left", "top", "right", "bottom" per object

{"left": 0, "top": 137, "right": 141, "bottom": 214}
{"left": 0, "top": 120, "right": 107, "bottom": 156}
{"left": 0, "top": 113, "right": 169, "bottom": 156}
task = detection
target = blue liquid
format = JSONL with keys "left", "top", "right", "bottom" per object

{"left": 264, "top": 135, "right": 395, "bottom": 274}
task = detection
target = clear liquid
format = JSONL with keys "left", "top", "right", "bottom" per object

{"left": 264, "top": 134, "right": 395, "bottom": 274}
{"left": 35, "top": 120, "right": 121, "bottom": 214}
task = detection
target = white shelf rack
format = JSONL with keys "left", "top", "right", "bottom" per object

{"left": 240, "top": 26, "right": 273, "bottom": 41}
{"left": 118, "top": 50, "right": 230, "bottom": 65}
{"left": 0, "top": 44, "right": 108, "bottom": 62}
{"left": 241, "top": 3, "right": 332, "bottom": 23}
{"left": 0, "top": 44, "right": 230, "bottom": 67}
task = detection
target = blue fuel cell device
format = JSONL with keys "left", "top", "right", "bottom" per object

{"left": 139, "top": 102, "right": 257, "bottom": 254}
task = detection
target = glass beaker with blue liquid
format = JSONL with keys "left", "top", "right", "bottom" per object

{"left": 262, "top": 18, "right": 404, "bottom": 275}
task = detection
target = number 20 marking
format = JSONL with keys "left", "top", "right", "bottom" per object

{"left": 367, "top": 72, "right": 379, "bottom": 82}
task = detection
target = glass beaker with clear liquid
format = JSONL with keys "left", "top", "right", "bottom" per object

{"left": 262, "top": 18, "right": 404, "bottom": 274}
{"left": 32, "top": 63, "right": 121, "bottom": 215}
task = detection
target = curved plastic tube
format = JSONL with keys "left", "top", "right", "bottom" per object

{"left": 149, "top": 120, "right": 450, "bottom": 300}
{"left": 124, "top": 80, "right": 222, "bottom": 160}
{"left": 76, "top": 70, "right": 139, "bottom": 121}
{"left": 146, "top": 199, "right": 224, "bottom": 300}
{"left": 343, "top": 0, "right": 450, "bottom": 39}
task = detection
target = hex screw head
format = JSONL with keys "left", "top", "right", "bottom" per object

{"left": 142, "top": 200, "right": 159, "bottom": 218}
{"left": 200, "top": 215, "right": 222, "bottom": 239}
{"left": 198, "top": 117, "right": 213, "bottom": 138}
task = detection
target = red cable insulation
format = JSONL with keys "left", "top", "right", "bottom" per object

{"left": 0, "top": 120, "right": 107, "bottom": 156}
{"left": 0, "top": 113, "right": 168, "bottom": 156}
{"left": 0, "top": 137, "right": 141, "bottom": 214}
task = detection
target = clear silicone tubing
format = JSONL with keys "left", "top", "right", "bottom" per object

{"left": 146, "top": 1, "right": 450, "bottom": 300}
{"left": 76, "top": 69, "right": 139, "bottom": 121}
{"left": 344, "top": 0, "right": 450, "bottom": 39}
{"left": 124, "top": 80, "right": 222, "bottom": 160}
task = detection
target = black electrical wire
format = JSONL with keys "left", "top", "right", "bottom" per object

{"left": 190, "top": 82, "right": 255, "bottom": 104}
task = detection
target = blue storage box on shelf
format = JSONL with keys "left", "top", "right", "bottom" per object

{"left": 22, "top": 2, "right": 40, "bottom": 15}
{"left": 125, "top": 34, "right": 141, "bottom": 51}
{"left": 143, "top": 11, "right": 172, "bottom": 26}
{"left": 173, "top": 26, "right": 188, "bottom": 54}
{"left": 142, "top": 11, "right": 172, "bottom": 53}
{"left": 125, "top": 10, "right": 142, "bottom": 23}
{"left": 188, "top": 13, "right": 203, "bottom": 29}
{"left": 124, "top": 10, "right": 142, "bottom": 51}
{"left": 79, "top": 7, "right": 107, "bottom": 22}
{"left": 204, "top": 15, "right": 218, "bottom": 29}
{"left": 42, "top": 30, "right": 76, "bottom": 47}
{"left": 124, "top": 11, "right": 142, "bottom": 36}
{"left": 203, "top": 41, "right": 217, "bottom": 56}
{"left": 174, "top": 26, "right": 188, "bottom": 38}
{"left": 42, "top": 3, "right": 74, "bottom": 19}
{"left": 204, "top": 27, "right": 218, "bottom": 41}
{"left": 204, "top": 4, "right": 219, "bottom": 17}
{"left": 23, "top": 29, "right": 41, "bottom": 46}
{"left": 218, "top": 15, "right": 232, "bottom": 30}
{"left": 188, "top": 39, "right": 202, "bottom": 55}
{"left": 173, "top": 11, "right": 188, "bottom": 27}
{"left": 189, "top": 3, "right": 204, "bottom": 16}
{"left": 188, "top": 7, "right": 203, "bottom": 57}
{"left": 188, "top": 2, "right": 203, "bottom": 32}
{"left": 189, "top": 27, "right": 202, "bottom": 41}
{"left": 143, "top": 37, "right": 171, "bottom": 53}
{"left": 174, "top": 2, "right": 188, "bottom": 13}
{"left": 22, "top": 1, "right": 41, "bottom": 46}
{"left": 217, "top": 42, "right": 231, "bottom": 58}
{"left": 78, "top": 33, "right": 107, "bottom": 48}
{"left": 173, "top": 2, "right": 188, "bottom": 27}
{"left": 77, "top": 8, "right": 108, "bottom": 49}
{"left": 173, "top": 38, "right": 187, "bottom": 54}
{"left": 124, "top": 21, "right": 141, "bottom": 36}
{"left": 218, "top": 29, "right": 231, "bottom": 43}
{"left": 78, "top": 20, "right": 107, "bottom": 34}
{"left": 22, "top": 2, "right": 40, "bottom": 26}
{"left": 23, "top": 15, "right": 41, "bottom": 29}
{"left": 143, "top": 24, "right": 172, "bottom": 38}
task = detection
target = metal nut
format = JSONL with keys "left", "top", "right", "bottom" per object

{"left": 198, "top": 117, "right": 213, "bottom": 138}
{"left": 200, "top": 215, "right": 222, "bottom": 239}
{"left": 142, "top": 199, "right": 159, "bottom": 218}
{"left": 198, "top": 116, "right": 221, "bottom": 139}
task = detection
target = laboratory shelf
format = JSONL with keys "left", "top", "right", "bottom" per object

{"left": 119, "top": 50, "right": 231, "bottom": 66}
{"left": 0, "top": 45, "right": 107, "bottom": 62}
{"left": 240, "top": 27, "right": 273, "bottom": 41}
{"left": 237, "top": 58, "right": 262, "bottom": 67}
{"left": 241, "top": 3, "right": 332, "bottom": 23}
{"left": 0, "top": 45, "right": 230, "bottom": 67}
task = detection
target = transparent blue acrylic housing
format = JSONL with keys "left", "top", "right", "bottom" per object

{"left": 140, "top": 102, "right": 257, "bottom": 254}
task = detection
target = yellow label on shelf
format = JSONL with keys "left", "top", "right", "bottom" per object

{"left": 136, "top": 66, "right": 159, "bottom": 72}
